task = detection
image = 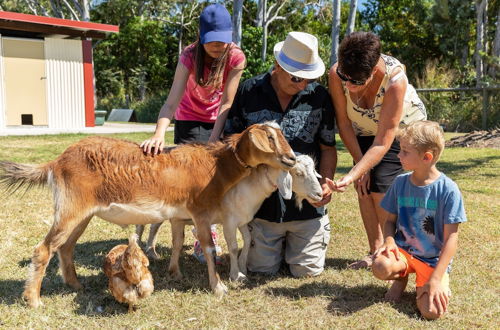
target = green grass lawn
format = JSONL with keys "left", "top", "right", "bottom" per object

{"left": 0, "top": 132, "right": 498, "bottom": 328}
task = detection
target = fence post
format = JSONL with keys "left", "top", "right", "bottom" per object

{"left": 482, "top": 87, "right": 489, "bottom": 130}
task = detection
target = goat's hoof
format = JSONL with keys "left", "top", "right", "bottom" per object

{"left": 168, "top": 269, "right": 183, "bottom": 281}
{"left": 67, "top": 280, "right": 83, "bottom": 290}
{"left": 230, "top": 272, "right": 247, "bottom": 282}
{"left": 213, "top": 282, "right": 228, "bottom": 298}
{"left": 23, "top": 292, "right": 43, "bottom": 308}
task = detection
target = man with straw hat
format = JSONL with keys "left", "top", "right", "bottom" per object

{"left": 224, "top": 32, "right": 337, "bottom": 277}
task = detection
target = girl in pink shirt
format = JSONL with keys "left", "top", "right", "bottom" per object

{"left": 141, "top": 4, "right": 245, "bottom": 153}
{"left": 140, "top": 4, "right": 246, "bottom": 264}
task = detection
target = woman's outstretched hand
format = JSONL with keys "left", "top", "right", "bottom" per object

{"left": 140, "top": 136, "right": 165, "bottom": 155}
{"left": 326, "top": 176, "right": 353, "bottom": 193}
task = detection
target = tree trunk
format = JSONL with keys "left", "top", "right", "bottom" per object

{"left": 82, "top": 0, "right": 90, "bottom": 21}
{"left": 483, "top": 0, "right": 488, "bottom": 76}
{"left": 178, "top": 8, "right": 184, "bottom": 56}
{"left": 261, "top": 0, "right": 267, "bottom": 61}
{"left": 331, "top": 0, "right": 341, "bottom": 66}
{"left": 256, "top": 0, "right": 264, "bottom": 27}
{"left": 258, "top": 0, "right": 289, "bottom": 62}
{"left": 261, "top": 23, "right": 268, "bottom": 62}
{"left": 233, "top": 0, "right": 243, "bottom": 46}
{"left": 475, "top": 0, "right": 487, "bottom": 85}
{"left": 139, "top": 70, "right": 147, "bottom": 101}
{"left": 493, "top": 7, "right": 500, "bottom": 58}
{"left": 489, "top": 7, "right": 500, "bottom": 77}
{"left": 178, "top": 25, "right": 183, "bottom": 57}
{"left": 345, "top": 0, "right": 357, "bottom": 36}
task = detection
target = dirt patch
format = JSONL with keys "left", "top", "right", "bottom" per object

{"left": 446, "top": 129, "right": 500, "bottom": 149}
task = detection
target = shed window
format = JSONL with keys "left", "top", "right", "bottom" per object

{"left": 21, "top": 114, "right": 33, "bottom": 125}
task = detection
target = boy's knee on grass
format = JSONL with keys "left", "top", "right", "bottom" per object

{"left": 372, "top": 255, "right": 395, "bottom": 280}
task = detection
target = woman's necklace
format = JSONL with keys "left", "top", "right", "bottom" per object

{"left": 354, "top": 84, "right": 370, "bottom": 108}
{"left": 354, "top": 66, "right": 378, "bottom": 108}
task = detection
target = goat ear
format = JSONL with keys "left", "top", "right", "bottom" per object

{"left": 277, "top": 171, "right": 293, "bottom": 200}
{"left": 315, "top": 170, "right": 322, "bottom": 179}
{"left": 249, "top": 129, "right": 273, "bottom": 153}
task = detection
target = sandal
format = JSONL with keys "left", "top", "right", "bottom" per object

{"left": 348, "top": 254, "right": 373, "bottom": 269}
{"left": 192, "top": 228, "right": 223, "bottom": 265}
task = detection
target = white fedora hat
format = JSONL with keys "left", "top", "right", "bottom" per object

{"left": 273, "top": 32, "right": 325, "bottom": 80}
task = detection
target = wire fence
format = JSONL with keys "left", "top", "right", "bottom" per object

{"left": 416, "top": 86, "right": 499, "bottom": 132}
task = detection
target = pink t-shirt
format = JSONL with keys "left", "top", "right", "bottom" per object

{"left": 175, "top": 42, "right": 246, "bottom": 123}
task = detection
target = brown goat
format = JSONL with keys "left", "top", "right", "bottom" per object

{"left": 0, "top": 122, "right": 296, "bottom": 308}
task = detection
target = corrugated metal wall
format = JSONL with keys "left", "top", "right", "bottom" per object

{"left": 45, "top": 38, "right": 85, "bottom": 129}
{"left": 0, "top": 35, "right": 5, "bottom": 128}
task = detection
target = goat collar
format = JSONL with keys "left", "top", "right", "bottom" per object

{"left": 233, "top": 148, "right": 252, "bottom": 169}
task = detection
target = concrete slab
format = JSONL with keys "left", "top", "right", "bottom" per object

{"left": 0, "top": 122, "right": 171, "bottom": 136}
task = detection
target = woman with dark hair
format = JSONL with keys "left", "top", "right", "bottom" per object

{"left": 327, "top": 32, "right": 426, "bottom": 269}
{"left": 141, "top": 4, "right": 246, "bottom": 263}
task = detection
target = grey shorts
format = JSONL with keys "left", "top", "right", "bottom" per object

{"left": 247, "top": 215, "right": 331, "bottom": 277}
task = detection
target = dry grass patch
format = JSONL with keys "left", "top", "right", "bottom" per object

{"left": 0, "top": 132, "right": 498, "bottom": 328}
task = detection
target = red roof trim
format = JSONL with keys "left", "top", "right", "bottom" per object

{"left": 0, "top": 11, "right": 118, "bottom": 33}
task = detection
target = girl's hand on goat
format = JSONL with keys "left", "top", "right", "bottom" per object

{"left": 140, "top": 136, "right": 165, "bottom": 155}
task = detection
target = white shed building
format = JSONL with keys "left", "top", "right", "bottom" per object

{"left": 0, "top": 11, "right": 118, "bottom": 132}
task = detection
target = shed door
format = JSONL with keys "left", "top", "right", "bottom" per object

{"left": 2, "top": 38, "right": 47, "bottom": 126}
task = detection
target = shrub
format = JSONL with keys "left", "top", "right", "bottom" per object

{"left": 132, "top": 91, "right": 168, "bottom": 123}
{"left": 416, "top": 61, "right": 484, "bottom": 131}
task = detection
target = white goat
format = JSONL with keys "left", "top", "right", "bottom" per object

{"left": 137, "top": 155, "right": 323, "bottom": 282}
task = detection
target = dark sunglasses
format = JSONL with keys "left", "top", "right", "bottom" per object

{"left": 336, "top": 67, "right": 366, "bottom": 85}
{"left": 288, "top": 72, "right": 316, "bottom": 84}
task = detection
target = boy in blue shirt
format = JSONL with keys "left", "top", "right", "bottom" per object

{"left": 371, "top": 121, "right": 466, "bottom": 320}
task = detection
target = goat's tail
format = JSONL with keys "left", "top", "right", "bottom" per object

{"left": 0, "top": 161, "right": 51, "bottom": 194}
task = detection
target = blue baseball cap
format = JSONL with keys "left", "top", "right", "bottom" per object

{"left": 199, "top": 4, "right": 232, "bottom": 44}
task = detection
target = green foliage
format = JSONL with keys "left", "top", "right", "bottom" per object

{"left": 240, "top": 25, "right": 276, "bottom": 80}
{"left": 93, "top": 17, "right": 177, "bottom": 111}
{"left": 360, "top": 0, "right": 439, "bottom": 81}
{"left": 132, "top": 91, "right": 169, "bottom": 123}
{"left": 6, "top": 0, "right": 494, "bottom": 129}
{"left": 415, "top": 61, "right": 498, "bottom": 131}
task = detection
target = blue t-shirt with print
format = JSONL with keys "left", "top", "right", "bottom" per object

{"left": 381, "top": 172, "right": 467, "bottom": 269}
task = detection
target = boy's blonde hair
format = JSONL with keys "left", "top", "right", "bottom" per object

{"left": 398, "top": 121, "right": 445, "bottom": 162}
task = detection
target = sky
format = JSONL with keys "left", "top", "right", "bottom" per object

{"left": 358, "top": 0, "right": 369, "bottom": 12}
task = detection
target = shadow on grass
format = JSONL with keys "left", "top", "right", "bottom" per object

{"left": 6, "top": 238, "right": 236, "bottom": 314}
{"left": 266, "top": 281, "right": 420, "bottom": 318}
{"left": 439, "top": 154, "right": 500, "bottom": 177}
{"left": 325, "top": 257, "right": 360, "bottom": 270}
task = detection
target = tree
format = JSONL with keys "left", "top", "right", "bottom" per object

{"left": 165, "top": 1, "right": 201, "bottom": 56}
{"left": 475, "top": 0, "right": 488, "bottom": 85}
{"left": 21, "top": 0, "right": 91, "bottom": 21}
{"left": 256, "top": 0, "right": 265, "bottom": 27}
{"left": 233, "top": 0, "right": 244, "bottom": 46}
{"left": 345, "top": 0, "right": 357, "bottom": 36}
{"left": 330, "top": 0, "right": 341, "bottom": 65}
{"left": 257, "top": 0, "right": 293, "bottom": 61}
{"left": 489, "top": 6, "right": 500, "bottom": 77}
